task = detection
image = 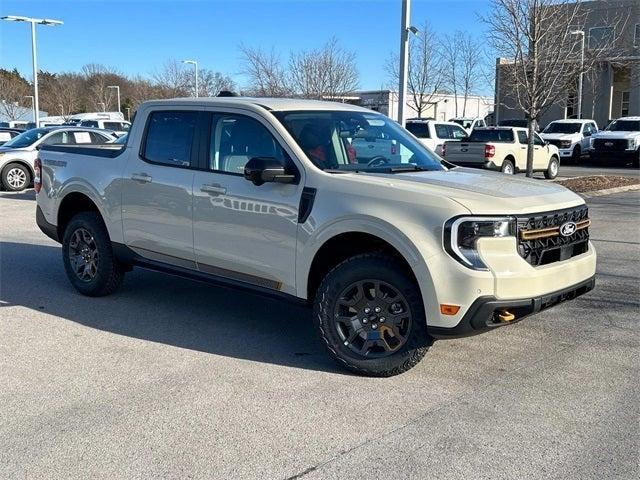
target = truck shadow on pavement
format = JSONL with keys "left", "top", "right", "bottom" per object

{"left": 0, "top": 190, "right": 36, "bottom": 201}
{"left": 0, "top": 241, "right": 347, "bottom": 375}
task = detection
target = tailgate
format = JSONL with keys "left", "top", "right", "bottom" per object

{"left": 444, "top": 142, "right": 487, "bottom": 163}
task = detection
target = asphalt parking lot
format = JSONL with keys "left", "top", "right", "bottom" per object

{"left": 557, "top": 161, "right": 639, "bottom": 179}
{"left": 0, "top": 187, "right": 638, "bottom": 480}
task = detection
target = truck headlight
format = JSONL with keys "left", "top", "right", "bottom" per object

{"left": 444, "top": 217, "right": 516, "bottom": 270}
{"left": 560, "top": 140, "right": 572, "bottom": 148}
{"left": 628, "top": 139, "right": 636, "bottom": 150}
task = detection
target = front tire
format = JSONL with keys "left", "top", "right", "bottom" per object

{"left": 313, "top": 253, "right": 433, "bottom": 377}
{"left": 1, "top": 163, "right": 31, "bottom": 191}
{"left": 571, "top": 145, "right": 581, "bottom": 164}
{"left": 501, "top": 159, "right": 515, "bottom": 175}
{"left": 545, "top": 156, "right": 560, "bottom": 179}
{"left": 62, "top": 212, "right": 124, "bottom": 296}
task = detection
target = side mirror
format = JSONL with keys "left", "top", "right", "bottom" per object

{"left": 244, "top": 157, "right": 296, "bottom": 186}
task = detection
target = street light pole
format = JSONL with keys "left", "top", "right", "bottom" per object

{"left": 398, "top": 0, "right": 410, "bottom": 127}
{"left": 570, "top": 30, "right": 585, "bottom": 119}
{"left": 1, "top": 16, "right": 63, "bottom": 128}
{"left": 182, "top": 60, "right": 199, "bottom": 97}
{"left": 108, "top": 85, "right": 121, "bottom": 114}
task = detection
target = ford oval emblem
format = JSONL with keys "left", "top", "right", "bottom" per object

{"left": 560, "top": 221, "right": 577, "bottom": 237}
{"left": 604, "top": 141, "right": 613, "bottom": 147}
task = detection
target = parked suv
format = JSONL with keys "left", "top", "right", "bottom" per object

{"left": 0, "top": 126, "right": 115, "bottom": 191}
{"left": 405, "top": 119, "right": 468, "bottom": 156}
{"left": 590, "top": 117, "right": 640, "bottom": 167}
{"left": 540, "top": 119, "right": 598, "bottom": 164}
{"left": 36, "top": 98, "right": 596, "bottom": 376}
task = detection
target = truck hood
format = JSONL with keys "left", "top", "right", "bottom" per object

{"left": 540, "top": 133, "right": 579, "bottom": 141}
{"left": 592, "top": 131, "right": 638, "bottom": 140}
{"left": 360, "top": 167, "right": 583, "bottom": 214}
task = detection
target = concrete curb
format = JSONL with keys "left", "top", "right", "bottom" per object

{"left": 579, "top": 183, "right": 640, "bottom": 198}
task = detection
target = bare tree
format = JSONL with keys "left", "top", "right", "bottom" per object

{"left": 196, "top": 69, "right": 236, "bottom": 97}
{"left": 0, "top": 69, "right": 30, "bottom": 121}
{"left": 289, "top": 37, "right": 359, "bottom": 99}
{"left": 483, "top": 0, "right": 627, "bottom": 176}
{"left": 458, "top": 33, "right": 484, "bottom": 117}
{"left": 40, "top": 72, "right": 83, "bottom": 119}
{"left": 152, "top": 59, "right": 189, "bottom": 97}
{"left": 441, "top": 34, "right": 460, "bottom": 117}
{"left": 239, "top": 45, "right": 291, "bottom": 97}
{"left": 387, "top": 21, "right": 444, "bottom": 118}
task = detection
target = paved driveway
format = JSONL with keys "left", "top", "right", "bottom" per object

{"left": 0, "top": 189, "right": 638, "bottom": 479}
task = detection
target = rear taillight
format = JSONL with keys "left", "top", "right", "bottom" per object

{"left": 34, "top": 157, "right": 42, "bottom": 193}
{"left": 484, "top": 145, "right": 495, "bottom": 158}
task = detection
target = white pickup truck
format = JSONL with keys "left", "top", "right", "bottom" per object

{"left": 590, "top": 117, "right": 640, "bottom": 167}
{"left": 442, "top": 127, "right": 561, "bottom": 178}
{"left": 540, "top": 119, "right": 598, "bottom": 164}
{"left": 405, "top": 119, "right": 468, "bottom": 156}
{"left": 35, "top": 98, "right": 595, "bottom": 376}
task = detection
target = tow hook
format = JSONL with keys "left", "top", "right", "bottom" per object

{"left": 497, "top": 310, "right": 516, "bottom": 322}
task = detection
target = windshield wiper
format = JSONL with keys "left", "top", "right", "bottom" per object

{"left": 387, "top": 165, "right": 430, "bottom": 173}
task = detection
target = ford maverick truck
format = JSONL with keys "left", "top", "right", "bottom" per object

{"left": 36, "top": 98, "right": 596, "bottom": 376}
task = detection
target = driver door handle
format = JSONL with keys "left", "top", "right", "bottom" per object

{"left": 200, "top": 184, "right": 227, "bottom": 195}
{"left": 131, "top": 173, "right": 152, "bottom": 183}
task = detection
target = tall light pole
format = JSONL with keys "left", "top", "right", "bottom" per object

{"left": 397, "top": 1, "right": 418, "bottom": 127}
{"left": 108, "top": 85, "right": 121, "bottom": 114}
{"left": 2, "top": 16, "right": 63, "bottom": 128}
{"left": 182, "top": 60, "right": 199, "bottom": 97}
{"left": 24, "top": 96, "right": 34, "bottom": 121}
{"left": 570, "top": 30, "right": 585, "bottom": 119}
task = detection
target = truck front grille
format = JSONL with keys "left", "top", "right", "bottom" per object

{"left": 593, "top": 138, "right": 628, "bottom": 152}
{"left": 516, "top": 206, "right": 590, "bottom": 266}
{"left": 546, "top": 139, "right": 564, "bottom": 149}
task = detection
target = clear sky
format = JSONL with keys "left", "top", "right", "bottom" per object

{"left": 0, "top": 0, "right": 492, "bottom": 92}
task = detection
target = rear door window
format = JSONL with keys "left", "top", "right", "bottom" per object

{"left": 434, "top": 124, "right": 449, "bottom": 139}
{"left": 142, "top": 111, "right": 198, "bottom": 167}
{"left": 517, "top": 131, "right": 528, "bottom": 144}
{"left": 405, "top": 122, "right": 430, "bottom": 138}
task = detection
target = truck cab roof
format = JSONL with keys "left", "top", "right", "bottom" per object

{"left": 140, "top": 97, "right": 373, "bottom": 113}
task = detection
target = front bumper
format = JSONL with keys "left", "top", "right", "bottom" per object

{"left": 558, "top": 147, "right": 574, "bottom": 157}
{"left": 428, "top": 275, "right": 595, "bottom": 338}
{"left": 590, "top": 149, "right": 638, "bottom": 162}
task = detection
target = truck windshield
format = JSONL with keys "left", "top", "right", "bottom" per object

{"left": 275, "top": 111, "right": 445, "bottom": 173}
{"left": 605, "top": 120, "right": 640, "bottom": 132}
{"left": 543, "top": 123, "right": 581, "bottom": 134}
{"left": 1, "top": 128, "right": 48, "bottom": 148}
{"left": 466, "top": 129, "right": 515, "bottom": 142}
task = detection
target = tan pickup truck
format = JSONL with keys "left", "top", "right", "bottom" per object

{"left": 443, "top": 127, "right": 560, "bottom": 179}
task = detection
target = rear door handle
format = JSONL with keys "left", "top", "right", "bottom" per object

{"left": 200, "top": 184, "right": 227, "bottom": 195}
{"left": 131, "top": 173, "right": 152, "bottom": 183}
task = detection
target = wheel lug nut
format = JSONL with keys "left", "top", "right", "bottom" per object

{"left": 362, "top": 318, "right": 368, "bottom": 324}
{"left": 380, "top": 317, "right": 385, "bottom": 322}
{"left": 374, "top": 306, "right": 381, "bottom": 313}
{"left": 364, "top": 307, "right": 371, "bottom": 314}
{"left": 372, "top": 324, "right": 377, "bottom": 329}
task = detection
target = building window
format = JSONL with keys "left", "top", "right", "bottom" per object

{"left": 621, "top": 92, "right": 630, "bottom": 117}
{"left": 588, "top": 26, "right": 614, "bottom": 50}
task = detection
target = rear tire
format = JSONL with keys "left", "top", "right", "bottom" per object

{"left": 313, "top": 253, "right": 433, "bottom": 377}
{"left": 545, "top": 156, "right": 560, "bottom": 179}
{"left": 501, "top": 159, "right": 515, "bottom": 174}
{"left": 1, "top": 163, "right": 31, "bottom": 191}
{"left": 62, "top": 212, "right": 124, "bottom": 296}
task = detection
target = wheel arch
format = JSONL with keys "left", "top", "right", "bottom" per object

{"left": 299, "top": 218, "right": 434, "bottom": 304}
{"left": 57, "top": 191, "right": 106, "bottom": 241}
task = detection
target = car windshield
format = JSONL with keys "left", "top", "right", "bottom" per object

{"left": 452, "top": 119, "right": 472, "bottom": 129}
{"left": 543, "top": 122, "right": 581, "bottom": 134}
{"left": 605, "top": 120, "right": 640, "bottom": 132}
{"left": 275, "top": 111, "right": 445, "bottom": 173}
{"left": 1, "top": 128, "right": 48, "bottom": 148}
{"left": 113, "top": 133, "right": 128, "bottom": 144}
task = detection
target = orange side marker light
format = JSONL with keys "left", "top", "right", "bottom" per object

{"left": 440, "top": 304, "right": 461, "bottom": 315}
